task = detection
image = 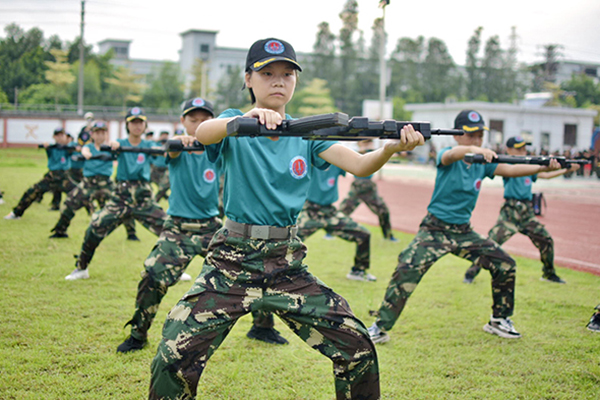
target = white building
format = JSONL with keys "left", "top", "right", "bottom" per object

{"left": 405, "top": 101, "right": 597, "bottom": 153}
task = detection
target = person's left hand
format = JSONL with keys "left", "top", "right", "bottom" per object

{"left": 383, "top": 124, "right": 425, "bottom": 153}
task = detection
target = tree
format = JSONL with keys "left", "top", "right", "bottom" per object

{"left": 422, "top": 37, "right": 457, "bottom": 102}
{"left": 142, "top": 62, "right": 184, "bottom": 111}
{"left": 465, "top": 27, "right": 483, "bottom": 100}
{"left": 287, "top": 78, "right": 337, "bottom": 117}
{"left": 337, "top": 0, "right": 360, "bottom": 114}
{"left": 187, "top": 58, "right": 210, "bottom": 99}
{"left": 561, "top": 73, "right": 600, "bottom": 107}
{"left": 0, "top": 23, "right": 48, "bottom": 103}
{"left": 214, "top": 65, "right": 249, "bottom": 111}
{"left": 44, "top": 48, "right": 75, "bottom": 106}
{"left": 530, "top": 44, "right": 563, "bottom": 92}
{"left": 480, "top": 35, "right": 504, "bottom": 102}
{"left": 389, "top": 36, "right": 425, "bottom": 101}
{"left": 104, "top": 65, "right": 146, "bottom": 109}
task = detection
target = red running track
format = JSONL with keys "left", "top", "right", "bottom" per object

{"left": 336, "top": 168, "right": 600, "bottom": 276}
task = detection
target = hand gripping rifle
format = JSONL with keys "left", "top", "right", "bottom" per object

{"left": 71, "top": 153, "right": 115, "bottom": 163}
{"left": 225, "top": 113, "right": 462, "bottom": 140}
{"left": 38, "top": 144, "right": 77, "bottom": 152}
{"left": 464, "top": 154, "right": 591, "bottom": 169}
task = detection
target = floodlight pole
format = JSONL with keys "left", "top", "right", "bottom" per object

{"left": 378, "top": 4, "right": 386, "bottom": 121}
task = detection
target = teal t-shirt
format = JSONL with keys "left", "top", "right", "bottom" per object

{"left": 307, "top": 165, "right": 345, "bottom": 205}
{"left": 83, "top": 143, "right": 113, "bottom": 178}
{"left": 427, "top": 147, "right": 497, "bottom": 224}
{"left": 166, "top": 151, "right": 220, "bottom": 219}
{"left": 68, "top": 141, "right": 84, "bottom": 169}
{"left": 150, "top": 141, "right": 168, "bottom": 168}
{"left": 46, "top": 147, "right": 70, "bottom": 171}
{"left": 206, "top": 108, "right": 336, "bottom": 227}
{"left": 356, "top": 174, "right": 373, "bottom": 180}
{"left": 115, "top": 138, "right": 155, "bottom": 182}
{"left": 503, "top": 175, "right": 537, "bottom": 201}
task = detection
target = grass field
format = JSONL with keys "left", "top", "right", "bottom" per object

{"left": 1, "top": 147, "right": 599, "bottom": 400}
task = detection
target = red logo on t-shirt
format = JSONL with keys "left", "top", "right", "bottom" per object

{"left": 524, "top": 177, "right": 532, "bottom": 186}
{"left": 327, "top": 177, "right": 335, "bottom": 187}
{"left": 203, "top": 168, "right": 216, "bottom": 183}
{"left": 60, "top": 156, "right": 66, "bottom": 164}
{"left": 473, "top": 178, "right": 482, "bottom": 191}
{"left": 137, "top": 154, "right": 146, "bottom": 164}
{"left": 289, "top": 156, "right": 308, "bottom": 179}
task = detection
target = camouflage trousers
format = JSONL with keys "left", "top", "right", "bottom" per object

{"left": 127, "top": 215, "right": 222, "bottom": 341}
{"left": 297, "top": 201, "right": 371, "bottom": 271}
{"left": 465, "top": 199, "right": 555, "bottom": 280}
{"left": 77, "top": 181, "right": 166, "bottom": 269}
{"left": 51, "top": 175, "right": 136, "bottom": 236}
{"left": 339, "top": 179, "right": 392, "bottom": 239}
{"left": 13, "top": 170, "right": 76, "bottom": 217}
{"left": 149, "top": 228, "right": 379, "bottom": 400}
{"left": 151, "top": 166, "right": 170, "bottom": 202}
{"left": 375, "top": 213, "right": 516, "bottom": 331}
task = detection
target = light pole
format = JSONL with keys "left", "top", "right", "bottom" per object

{"left": 77, "top": 0, "right": 85, "bottom": 115}
{"left": 378, "top": 0, "right": 389, "bottom": 121}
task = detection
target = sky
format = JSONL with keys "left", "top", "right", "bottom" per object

{"left": 1, "top": 0, "right": 600, "bottom": 66}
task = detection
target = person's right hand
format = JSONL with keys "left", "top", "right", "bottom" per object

{"left": 470, "top": 147, "right": 497, "bottom": 163}
{"left": 242, "top": 108, "right": 283, "bottom": 131}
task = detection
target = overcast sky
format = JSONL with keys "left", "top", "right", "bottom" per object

{"left": 1, "top": 0, "right": 600, "bottom": 66}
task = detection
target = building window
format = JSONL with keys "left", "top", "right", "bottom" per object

{"left": 563, "top": 124, "right": 577, "bottom": 147}
{"left": 200, "top": 44, "right": 209, "bottom": 54}
{"left": 489, "top": 119, "right": 504, "bottom": 146}
{"left": 541, "top": 132, "right": 550, "bottom": 151}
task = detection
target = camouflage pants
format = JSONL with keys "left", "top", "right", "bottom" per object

{"left": 127, "top": 215, "right": 223, "bottom": 341}
{"left": 340, "top": 179, "right": 392, "bottom": 239}
{"left": 77, "top": 181, "right": 166, "bottom": 269}
{"left": 375, "top": 213, "right": 516, "bottom": 331}
{"left": 149, "top": 228, "right": 379, "bottom": 400}
{"left": 13, "top": 170, "right": 76, "bottom": 217}
{"left": 465, "top": 199, "right": 555, "bottom": 279}
{"left": 51, "top": 175, "right": 136, "bottom": 237}
{"left": 151, "top": 166, "right": 170, "bottom": 202}
{"left": 69, "top": 168, "right": 84, "bottom": 184}
{"left": 297, "top": 201, "right": 371, "bottom": 271}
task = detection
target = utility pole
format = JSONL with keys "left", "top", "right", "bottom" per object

{"left": 77, "top": 0, "right": 85, "bottom": 115}
{"left": 378, "top": 0, "right": 389, "bottom": 121}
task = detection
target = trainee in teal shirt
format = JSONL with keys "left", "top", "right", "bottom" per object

{"left": 167, "top": 151, "right": 220, "bottom": 220}
{"left": 46, "top": 147, "right": 70, "bottom": 171}
{"left": 115, "top": 138, "right": 155, "bottom": 182}
{"left": 83, "top": 143, "right": 113, "bottom": 178}
{"left": 306, "top": 165, "right": 345, "bottom": 205}
{"left": 427, "top": 146, "right": 497, "bottom": 225}
{"left": 503, "top": 175, "right": 537, "bottom": 201}
{"left": 206, "top": 108, "right": 336, "bottom": 227}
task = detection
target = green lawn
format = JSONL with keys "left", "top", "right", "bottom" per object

{"left": 0, "top": 148, "right": 599, "bottom": 400}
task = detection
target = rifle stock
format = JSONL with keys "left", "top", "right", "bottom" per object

{"left": 226, "top": 113, "right": 349, "bottom": 137}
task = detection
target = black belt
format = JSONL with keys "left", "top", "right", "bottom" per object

{"left": 224, "top": 219, "right": 298, "bottom": 240}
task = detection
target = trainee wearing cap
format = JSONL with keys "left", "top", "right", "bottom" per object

{"left": 125, "top": 107, "right": 147, "bottom": 122}
{"left": 454, "top": 110, "right": 489, "bottom": 133}
{"left": 181, "top": 97, "right": 215, "bottom": 117}
{"left": 92, "top": 121, "right": 108, "bottom": 131}
{"left": 245, "top": 38, "right": 302, "bottom": 72}
{"left": 53, "top": 127, "right": 65, "bottom": 135}
{"left": 506, "top": 136, "right": 531, "bottom": 149}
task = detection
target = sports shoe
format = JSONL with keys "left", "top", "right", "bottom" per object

{"left": 387, "top": 235, "right": 399, "bottom": 242}
{"left": 0, "top": 198, "right": 5, "bottom": 205}
{"left": 49, "top": 231, "right": 69, "bottom": 239}
{"left": 463, "top": 275, "right": 474, "bottom": 284}
{"left": 127, "top": 234, "right": 140, "bottom": 241}
{"left": 346, "top": 269, "right": 377, "bottom": 282}
{"left": 246, "top": 326, "right": 289, "bottom": 345}
{"left": 4, "top": 212, "right": 20, "bottom": 220}
{"left": 49, "top": 206, "right": 60, "bottom": 211}
{"left": 179, "top": 273, "right": 192, "bottom": 282}
{"left": 116, "top": 336, "right": 148, "bottom": 353}
{"left": 483, "top": 316, "right": 521, "bottom": 339}
{"left": 368, "top": 323, "right": 390, "bottom": 344}
{"left": 540, "top": 274, "right": 566, "bottom": 284}
{"left": 323, "top": 233, "right": 334, "bottom": 240}
{"left": 65, "top": 268, "right": 89, "bottom": 281}
{"left": 586, "top": 313, "right": 600, "bottom": 333}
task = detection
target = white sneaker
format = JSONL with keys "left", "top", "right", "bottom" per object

{"left": 323, "top": 233, "right": 334, "bottom": 240}
{"left": 367, "top": 323, "right": 390, "bottom": 344}
{"left": 4, "top": 212, "right": 20, "bottom": 220}
{"left": 346, "top": 269, "right": 377, "bottom": 282}
{"left": 0, "top": 198, "right": 5, "bottom": 205}
{"left": 65, "top": 268, "right": 89, "bottom": 281}
{"left": 483, "top": 316, "right": 521, "bottom": 339}
{"left": 179, "top": 272, "right": 192, "bottom": 282}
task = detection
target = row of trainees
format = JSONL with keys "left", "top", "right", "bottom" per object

{"left": 3, "top": 37, "right": 598, "bottom": 400}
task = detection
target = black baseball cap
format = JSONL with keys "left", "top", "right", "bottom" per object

{"left": 125, "top": 107, "right": 147, "bottom": 122}
{"left": 53, "top": 127, "right": 65, "bottom": 135}
{"left": 181, "top": 97, "right": 215, "bottom": 117}
{"left": 454, "top": 110, "right": 489, "bottom": 132}
{"left": 145, "top": 131, "right": 154, "bottom": 137}
{"left": 506, "top": 136, "right": 531, "bottom": 149}
{"left": 245, "top": 38, "right": 302, "bottom": 72}
{"left": 92, "top": 121, "right": 108, "bottom": 131}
